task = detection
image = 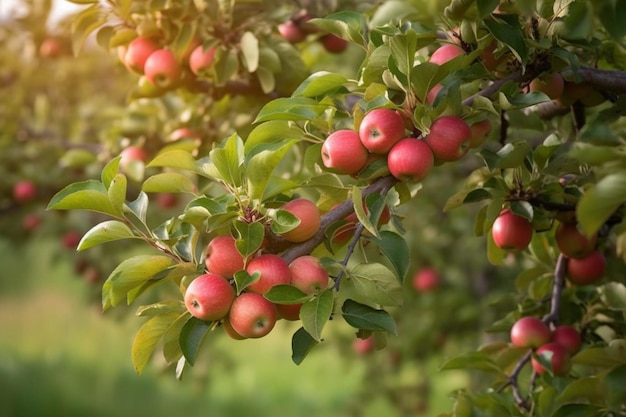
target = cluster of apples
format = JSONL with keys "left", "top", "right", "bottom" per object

{"left": 491, "top": 209, "right": 606, "bottom": 285}
{"left": 278, "top": 14, "right": 348, "bottom": 54}
{"left": 510, "top": 316, "right": 582, "bottom": 376}
{"left": 183, "top": 198, "right": 331, "bottom": 339}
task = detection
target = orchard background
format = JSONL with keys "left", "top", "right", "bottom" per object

{"left": 2, "top": 0, "right": 626, "bottom": 416}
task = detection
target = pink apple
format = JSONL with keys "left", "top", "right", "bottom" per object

{"left": 124, "top": 37, "right": 160, "bottom": 74}
{"left": 425, "top": 83, "right": 443, "bottom": 104}
{"left": 184, "top": 273, "right": 235, "bottom": 321}
{"left": 529, "top": 73, "right": 565, "bottom": 100}
{"left": 532, "top": 342, "right": 572, "bottom": 376}
{"left": 358, "top": 108, "right": 406, "bottom": 154}
{"left": 189, "top": 45, "right": 216, "bottom": 75}
{"left": 169, "top": 127, "right": 200, "bottom": 142}
{"left": 320, "top": 34, "right": 348, "bottom": 53}
{"left": 62, "top": 230, "right": 82, "bottom": 250}
{"left": 228, "top": 292, "right": 277, "bottom": 338}
{"left": 144, "top": 49, "right": 181, "bottom": 89}
{"left": 551, "top": 325, "right": 582, "bottom": 355}
{"left": 289, "top": 255, "right": 329, "bottom": 294}
{"left": 353, "top": 336, "right": 375, "bottom": 355}
{"left": 510, "top": 316, "right": 551, "bottom": 348}
{"left": 275, "top": 303, "right": 302, "bottom": 321}
{"left": 469, "top": 119, "right": 492, "bottom": 148}
{"left": 423, "top": 116, "right": 472, "bottom": 162}
{"left": 246, "top": 254, "right": 292, "bottom": 294}
{"left": 222, "top": 318, "right": 247, "bottom": 340}
{"left": 429, "top": 44, "right": 465, "bottom": 65}
{"left": 566, "top": 251, "right": 606, "bottom": 285}
{"left": 278, "top": 20, "right": 306, "bottom": 43}
{"left": 205, "top": 235, "right": 245, "bottom": 278}
{"left": 280, "top": 198, "right": 321, "bottom": 242}
{"left": 555, "top": 222, "right": 597, "bottom": 259}
{"left": 387, "top": 138, "right": 434, "bottom": 182}
{"left": 491, "top": 209, "right": 533, "bottom": 251}
{"left": 13, "top": 180, "right": 37, "bottom": 202}
{"left": 412, "top": 267, "right": 440, "bottom": 292}
{"left": 120, "top": 146, "right": 148, "bottom": 171}
{"left": 321, "top": 129, "right": 369, "bottom": 175}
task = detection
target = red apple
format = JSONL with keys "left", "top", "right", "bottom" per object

{"left": 491, "top": 209, "right": 533, "bottom": 251}
{"left": 387, "top": 138, "right": 434, "bottom": 182}
{"left": 246, "top": 254, "right": 292, "bottom": 294}
{"left": 425, "top": 83, "right": 443, "bottom": 104}
{"left": 532, "top": 342, "right": 572, "bottom": 376}
{"left": 510, "top": 316, "right": 551, "bottom": 348}
{"left": 566, "top": 251, "right": 606, "bottom": 285}
{"left": 184, "top": 273, "right": 235, "bottom": 321}
{"left": 429, "top": 44, "right": 465, "bottom": 65}
{"left": 412, "top": 267, "right": 440, "bottom": 292}
{"left": 358, "top": 108, "right": 406, "bottom": 154}
{"left": 205, "top": 235, "right": 245, "bottom": 278}
{"left": 62, "top": 230, "right": 82, "bottom": 250}
{"left": 39, "top": 38, "right": 63, "bottom": 58}
{"left": 124, "top": 37, "right": 160, "bottom": 74}
{"left": 321, "top": 129, "right": 369, "bottom": 175}
{"left": 278, "top": 20, "right": 306, "bottom": 43}
{"left": 320, "top": 34, "right": 348, "bottom": 53}
{"left": 529, "top": 73, "right": 565, "bottom": 100}
{"left": 480, "top": 40, "right": 507, "bottom": 71}
{"left": 551, "top": 325, "right": 582, "bottom": 355}
{"left": 275, "top": 303, "right": 302, "bottom": 321}
{"left": 189, "top": 45, "right": 216, "bottom": 75}
{"left": 280, "top": 198, "right": 321, "bottom": 242}
{"left": 13, "top": 180, "right": 37, "bottom": 203}
{"left": 156, "top": 193, "right": 179, "bottom": 208}
{"left": 169, "top": 127, "right": 200, "bottom": 142}
{"left": 469, "top": 119, "right": 492, "bottom": 148}
{"left": 423, "top": 116, "right": 472, "bottom": 162}
{"left": 289, "top": 255, "right": 329, "bottom": 294}
{"left": 120, "top": 145, "right": 148, "bottom": 165}
{"left": 222, "top": 318, "right": 247, "bottom": 340}
{"left": 353, "top": 336, "right": 375, "bottom": 355}
{"left": 555, "top": 222, "right": 597, "bottom": 259}
{"left": 144, "top": 49, "right": 181, "bottom": 89}
{"left": 22, "top": 213, "right": 42, "bottom": 232}
{"left": 228, "top": 292, "right": 277, "bottom": 338}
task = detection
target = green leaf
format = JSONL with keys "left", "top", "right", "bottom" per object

{"left": 309, "top": 12, "right": 366, "bottom": 45}
{"left": 602, "top": 282, "right": 626, "bottom": 310}
{"left": 244, "top": 120, "right": 304, "bottom": 154}
{"left": 555, "top": 376, "right": 605, "bottom": 406}
{"left": 484, "top": 13, "right": 528, "bottom": 63}
{"left": 245, "top": 139, "right": 298, "bottom": 201}
{"left": 77, "top": 220, "right": 136, "bottom": 251}
{"left": 270, "top": 208, "right": 300, "bottom": 235}
{"left": 599, "top": 0, "right": 626, "bottom": 41}
{"left": 348, "top": 263, "right": 403, "bottom": 307}
{"left": 477, "top": 0, "right": 500, "bottom": 18}
{"left": 102, "top": 156, "right": 121, "bottom": 189}
{"left": 70, "top": 4, "right": 106, "bottom": 55}
{"left": 341, "top": 299, "right": 397, "bottom": 334}
{"left": 440, "top": 352, "right": 506, "bottom": 375}
{"left": 550, "top": 404, "right": 600, "bottom": 417}
{"left": 47, "top": 180, "right": 120, "bottom": 217}
{"left": 605, "top": 364, "right": 626, "bottom": 409}
{"left": 131, "top": 312, "right": 180, "bottom": 374}
{"left": 233, "top": 220, "right": 265, "bottom": 258}
{"left": 142, "top": 172, "right": 196, "bottom": 193}
{"left": 147, "top": 150, "right": 201, "bottom": 173}
{"left": 300, "top": 289, "right": 334, "bottom": 342}
{"left": 209, "top": 134, "right": 244, "bottom": 187}
{"left": 179, "top": 316, "right": 213, "bottom": 366}
{"left": 125, "top": 192, "right": 149, "bottom": 223}
{"left": 102, "top": 255, "right": 176, "bottom": 309}
{"left": 136, "top": 301, "right": 185, "bottom": 317}
{"left": 370, "top": 231, "right": 410, "bottom": 282}
{"left": 240, "top": 31, "right": 259, "bottom": 72}
{"left": 59, "top": 148, "right": 96, "bottom": 168}
{"left": 162, "top": 313, "right": 190, "bottom": 365}
{"left": 388, "top": 30, "right": 418, "bottom": 84}
{"left": 107, "top": 174, "right": 127, "bottom": 217}
{"left": 494, "top": 140, "right": 532, "bottom": 169}
{"left": 577, "top": 171, "right": 626, "bottom": 236}
{"left": 573, "top": 347, "right": 623, "bottom": 368}
{"left": 292, "top": 71, "right": 349, "bottom": 98}
{"left": 254, "top": 97, "right": 329, "bottom": 123}
{"left": 233, "top": 270, "right": 259, "bottom": 295}
{"left": 264, "top": 285, "right": 310, "bottom": 305}
{"left": 291, "top": 326, "right": 318, "bottom": 365}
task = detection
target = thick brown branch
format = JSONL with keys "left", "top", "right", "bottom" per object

{"left": 561, "top": 66, "right": 626, "bottom": 94}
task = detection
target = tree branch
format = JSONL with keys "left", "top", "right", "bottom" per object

{"left": 561, "top": 66, "right": 626, "bottom": 94}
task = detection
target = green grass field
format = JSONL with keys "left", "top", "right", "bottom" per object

{"left": 0, "top": 236, "right": 466, "bottom": 417}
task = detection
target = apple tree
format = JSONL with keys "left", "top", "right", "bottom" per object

{"left": 43, "top": 0, "right": 626, "bottom": 415}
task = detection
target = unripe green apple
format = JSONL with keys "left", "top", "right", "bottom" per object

{"left": 189, "top": 45, "right": 216, "bottom": 75}
{"left": 321, "top": 129, "right": 369, "bottom": 175}
{"left": 532, "top": 342, "right": 572, "bottom": 376}
{"left": 289, "top": 255, "right": 330, "bottom": 294}
{"left": 125, "top": 37, "right": 160, "bottom": 74}
{"left": 358, "top": 108, "right": 406, "bottom": 154}
{"left": 566, "top": 250, "right": 606, "bottom": 285}
{"left": 491, "top": 210, "right": 533, "bottom": 251}
{"left": 205, "top": 235, "right": 246, "bottom": 278}
{"left": 280, "top": 198, "right": 321, "bottom": 242}
{"left": 551, "top": 325, "right": 582, "bottom": 355}
{"left": 510, "top": 316, "right": 550, "bottom": 348}
{"left": 228, "top": 292, "right": 277, "bottom": 338}
{"left": 246, "top": 254, "right": 292, "bottom": 294}
{"left": 555, "top": 222, "right": 597, "bottom": 259}
{"left": 144, "top": 49, "right": 182, "bottom": 89}
{"left": 423, "top": 116, "right": 472, "bottom": 162}
{"left": 184, "top": 273, "right": 236, "bottom": 321}
{"left": 387, "top": 138, "right": 434, "bottom": 182}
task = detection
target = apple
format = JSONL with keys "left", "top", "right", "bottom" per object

{"left": 412, "top": 267, "right": 440, "bottom": 292}
{"left": 555, "top": 222, "right": 597, "bottom": 259}
{"left": 551, "top": 325, "right": 582, "bottom": 355}
{"left": 205, "top": 235, "right": 245, "bottom": 278}
{"left": 144, "top": 49, "right": 181, "bottom": 89}
{"left": 246, "top": 254, "right": 292, "bottom": 294}
{"left": 275, "top": 303, "right": 302, "bottom": 321}
{"left": 62, "top": 230, "right": 82, "bottom": 250}
{"left": 353, "top": 336, "right": 375, "bottom": 355}
{"left": 184, "top": 273, "right": 235, "bottom": 321}
{"left": 278, "top": 20, "right": 306, "bottom": 43}
{"left": 532, "top": 342, "right": 572, "bottom": 376}
{"left": 425, "top": 83, "right": 443, "bottom": 104}
{"left": 423, "top": 116, "right": 472, "bottom": 162}
{"left": 491, "top": 209, "right": 533, "bottom": 251}
{"left": 566, "top": 250, "right": 606, "bottom": 285}
{"left": 82, "top": 265, "right": 101, "bottom": 285}
{"left": 510, "top": 316, "right": 551, "bottom": 348}
{"left": 228, "top": 292, "right": 277, "bottom": 338}
{"left": 320, "top": 34, "right": 348, "bottom": 53}
{"left": 222, "top": 318, "right": 246, "bottom": 340}
{"left": 387, "top": 137, "right": 434, "bottom": 182}
{"left": 321, "top": 129, "right": 369, "bottom": 175}
{"left": 156, "top": 193, "right": 179, "bottom": 208}
{"left": 289, "top": 255, "right": 330, "bottom": 294}
{"left": 280, "top": 198, "right": 321, "bottom": 242}
{"left": 189, "top": 45, "right": 216, "bottom": 75}
{"left": 124, "top": 37, "right": 160, "bottom": 74}
{"left": 529, "top": 73, "right": 565, "bottom": 100}
{"left": 469, "top": 119, "right": 492, "bottom": 148}
{"left": 480, "top": 39, "right": 507, "bottom": 71}
{"left": 13, "top": 180, "right": 37, "bottom": 202}
{"left": 358, "top": 108, "right": 406, "bottom": 154}
{"left": 429, "top": 44, "right": 465, "bottom": 65}
{"left": 39, "top": 38, "right": 63, "bottom": 58}
{"left": 22, "top": 213, "right": 42, "bottom": 232}
{"left": 169, "top": 127, "right": 201, "bottom": 142}
{"left": 119, "top": 146, "right": 148, "bottom": 171}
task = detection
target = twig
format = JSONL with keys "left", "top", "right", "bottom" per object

{"left": 333, "top": 223, "right": 365, "bottom": 291}
{"left": 542, "top": 253, "right": 568, "bottom": 326}
{"left": 462, "top": 71, "right": 524, "bottom": 107}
